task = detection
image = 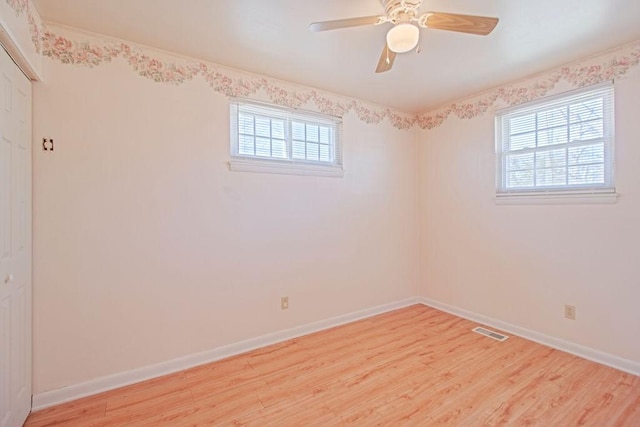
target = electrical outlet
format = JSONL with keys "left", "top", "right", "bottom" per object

{"left": 281, "top": 296, "right": 289, "bottom": 310}
{"left": 564, "top": 304, "right": 576, "bottom": 320}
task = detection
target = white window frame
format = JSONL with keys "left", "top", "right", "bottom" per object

{"left": 229, "top": 99, "right": 344, "bottom": 177}
{"left": 495, "top": 82, "right": 617, "bottom": 204}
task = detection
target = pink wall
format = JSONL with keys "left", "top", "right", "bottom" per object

{"left": 32, "top": 57, "right": 420, "bottom": 393}
{"left": 418, "top": 71, "right": 640, "bottom": 363}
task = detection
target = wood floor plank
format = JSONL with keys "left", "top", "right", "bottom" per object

{"left": 25, "top": 304, "right": 640, "bottom": 426}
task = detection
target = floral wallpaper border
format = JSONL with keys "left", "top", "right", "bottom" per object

{"left": 5, "top": 0, "right": 640, "bottom": 131}
{"left": 416, "top": 40, "right": 640, "bottom": 129}
{"left": 6, "top": 0, "right": 41, "bottom": 53}
{"left": 41, "top": 26, "right": 416, "bottom": 130}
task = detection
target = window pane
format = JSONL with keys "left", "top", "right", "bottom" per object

{"left": 239, "top": 134, "right": 254, "bottom": 155}
{"left": 238, "top": 113, "right": 254, "bottom": 135}
{"left": 570, "top": 119, "right": 603, "bottom": 142}
{"left": 272, "top": 139, "right": 287, "bottom": 159}
{"left": 536, "top": 167, "right": 567, "bottom": 186}
{"left": 570, "top": 98, "right": 603, "bottom": 123}
{"left": 510, "top": 113, "right": 535, "bottom": 135}
{"left": 255, "top": 137, "right": 271, "bottom": 157}
{"left": 292, "top": 140, "right": 305, "bottom": 159}
{"left": 306, "top": 143, "right": 319, "bottom": 161}
{"left": 306, "top": 124, "right": 319, "bottom": 143}
{"left": 536, "top": 148, "right": 566, "bottom": 168}
{"left": 319, "top": 127, "right": 330, "bottom": 144}
{"left": 538, "top": 127, "right": 567, "bottom": 147}
{"left": 508, "top": 132, "right": 536, "bottom": 151}
{"left": 507, "top": 170, "right": 534, "bottom": 188}
{"left": 537, "top": 107, "right": 567, "bottom": 130}
{"left": 506, "top": 152, "right": 534, "bottom": 171}
{"left": 568, "top": 143, "right": 603, "bottom": 166}
{"left": 319, "top": 144, "right": 331, "bottom": 162}
{"left": 292, "top": 122, "right": 305, "bottom": 141}
{"left": 568, "top": 164, "right": 604, "bottom": 185}
{"left": 255, "top": 116, "right": 271, "bottom": 137}
{"left": 272, "top": 120, "right": 285, "bottom": 140}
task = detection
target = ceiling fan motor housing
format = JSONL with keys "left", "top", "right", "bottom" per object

{"left": 383, "top": 0, "right": 422, "bottom": 22}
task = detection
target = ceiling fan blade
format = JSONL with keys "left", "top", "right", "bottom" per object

{"left": 375, "top": 43, "right": 396, "bottom": 73}
{"left": 309, "top": 15, "right": 385, "bottom": 32}
{"left": 419, "top": 12, "right": 498, "bottom": 35}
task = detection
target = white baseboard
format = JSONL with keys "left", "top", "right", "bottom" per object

{"left": 418, "top": 297, "right": 640, "bottom": 377}
{"left": 32, "top": 297, "right": 420, "bottom": 411}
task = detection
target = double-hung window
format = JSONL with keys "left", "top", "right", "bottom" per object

{"left": 496, "top": 83, "right": 615, "bottom": 201}
{"left": 229, "top": 99, "right": 343, "bottom": 177}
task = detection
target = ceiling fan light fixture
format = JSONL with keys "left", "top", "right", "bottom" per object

{"left": 386, "top": 23, "right": 419, "bottom": 53}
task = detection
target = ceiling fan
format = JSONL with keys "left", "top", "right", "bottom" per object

{"left": 309, "top": 0, "right": 499, "bottom": 73}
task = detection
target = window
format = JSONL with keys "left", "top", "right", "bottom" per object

{"left": 229, "top": 99, "right": 343, "bottom": 177}
{"left": 496, "top": 83, "right": 615, "bottom": 201}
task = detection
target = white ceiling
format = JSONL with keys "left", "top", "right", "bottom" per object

{"left": 34, "top": 0, "right": 640, "bottom": 113}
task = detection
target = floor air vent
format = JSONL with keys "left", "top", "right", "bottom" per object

{"left": 472, "top": 326, "right": 509, "bottom": 342}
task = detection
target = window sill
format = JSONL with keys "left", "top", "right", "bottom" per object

{"left": 229, "top": 158, "right": 344, "bottom": 178}
{"left": 495, "top": 191, "right": 618, "bottom": 205}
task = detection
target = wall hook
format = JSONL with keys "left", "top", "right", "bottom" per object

{"left": 43, "top": 138, "right": 54, "bottom": 151}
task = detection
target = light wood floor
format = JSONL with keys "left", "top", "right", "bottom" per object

{"left": 26, "top": 305, "right": 640, "bottom": 426}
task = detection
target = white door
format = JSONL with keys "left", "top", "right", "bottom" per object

{"left": 0, "top": 46, "right": 32, "bottom": 427}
